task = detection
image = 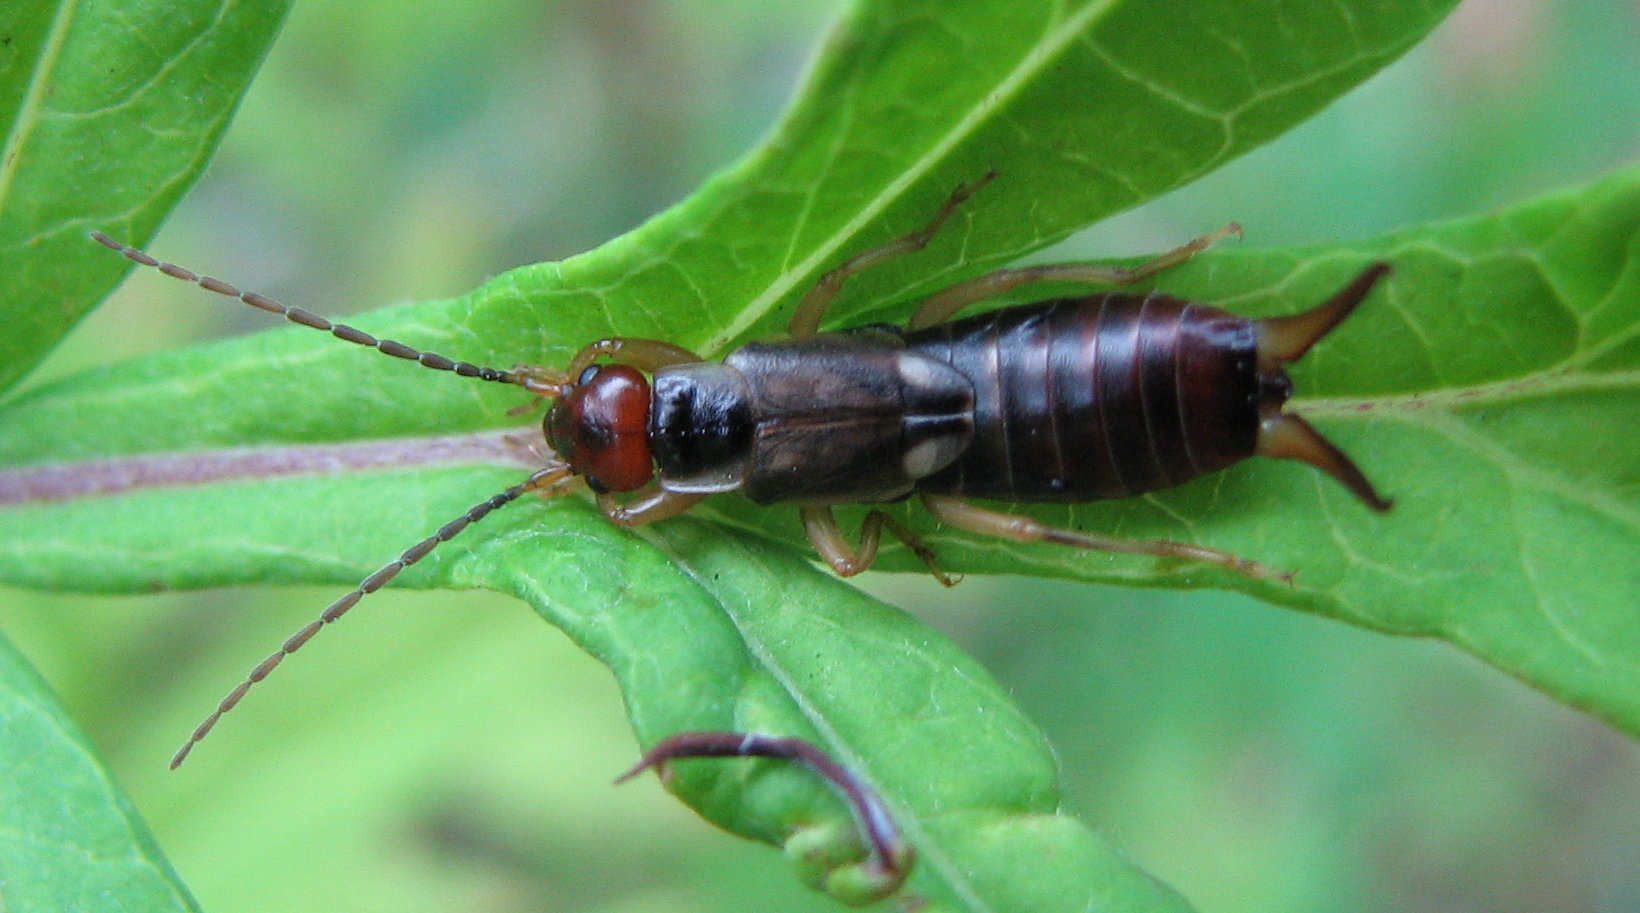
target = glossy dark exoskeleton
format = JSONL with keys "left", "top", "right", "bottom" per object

{"left": 91, "top": 175, "right": 1391, "bottom": 896}
{"left": 641, "top": 283, "right": 1388, "bottom": 511}
{"left": 533, "top": 175, "right": 1389, "bottom": 585}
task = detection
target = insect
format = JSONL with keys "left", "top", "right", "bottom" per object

{"left": 92, "top": 173, "right": 1389, "bottom": 896}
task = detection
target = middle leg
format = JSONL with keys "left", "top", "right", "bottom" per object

{"left": 800, "top": 505, "right": 955, "bottom": 586}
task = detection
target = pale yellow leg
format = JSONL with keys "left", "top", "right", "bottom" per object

{"left": 801, "top": 505, "right": 954, "bottom": 586}
{"left": 908, "top": 222, "right": 1241, "bottom": 329}
{"left": 920, "top": 494, "right": 1290, "bottom": 582}
{"left": 598, "top": 487, "right": 707, "bottom": 526}
{"left": 567, "top": 337, "right": 704, "bottom": 377}
{"left": 788, "top": 172, "right": 996, "bottom": 339}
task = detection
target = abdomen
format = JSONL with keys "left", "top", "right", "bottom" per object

{"left": 905, "top": 293, "right": 1261, "bottom": 501}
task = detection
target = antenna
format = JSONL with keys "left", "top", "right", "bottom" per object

{"left": 91, "top": 231, "right": 534, "bottom": 387}
{"left": 169, "top": 465, "right": 574, "bottom": 768}
{"left": 86, "top": 232, "right": 581, "bottom": 764}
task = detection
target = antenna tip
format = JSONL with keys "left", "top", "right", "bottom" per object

{"left": 613, "top": 753, "right": 665, "bottom": 785}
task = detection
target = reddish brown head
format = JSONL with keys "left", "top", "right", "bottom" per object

{"left": 546, "top": 364, "right": 655, "bottom": 493}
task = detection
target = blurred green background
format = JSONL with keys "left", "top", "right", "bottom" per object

{"left": 6, "top": 0, "right": 1640, "bottom": 911}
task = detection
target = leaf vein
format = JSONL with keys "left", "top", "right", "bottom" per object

{"left": 698, "top": 0, "right": 1124, "bottom": 354}
{"left": 0, "top": 0, "right": 84, "bottom": 222}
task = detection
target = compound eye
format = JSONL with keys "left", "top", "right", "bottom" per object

{"left": 544, "top": 400, "right": 577, "bottom": 463}
{"left": 544, "top": 364, "right": 654, "bottom": 492}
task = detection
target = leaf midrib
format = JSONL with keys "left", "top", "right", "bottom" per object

{"left": 0, "top": 430, "right": 539, "bottom": 506}
{"left": 1301, "top": 367, "right": 1640, "bottom": 415}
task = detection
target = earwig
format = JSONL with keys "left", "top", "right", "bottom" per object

{"left": 93, "top": 174, "right": 1389, "bottom": 896}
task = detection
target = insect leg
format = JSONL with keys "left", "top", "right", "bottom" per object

{"left": 511, "top": 337, "right": 705, "bottom": 408}
{"left": 788, "top": 171, "right": 997, "bottom": 339}
{"left": 800, "top": 506, "right": 954, "bottom": 585}
{"left": 510, "top": 338, "right": 704, "bottom": 410}
{"left": 566, "top": 337, "right": 704, "bottom": 377}
{"left": 909, "top": 222, "right": 1242, "bottom": 329}
{"left": 920, "top": 494, "right": 1291, "bottom": 582}
{"left": 597, "top": 487, "right": 706, "bottom": 526}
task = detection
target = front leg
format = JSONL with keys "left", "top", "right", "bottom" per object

{"left": 788, "top": 171, "right": 996, "bottom": 339}
{"left": 515, "top": 337, "right": 707, "bottom": 412}
{"left": 597, "top": 486, "right": 705, "bottom": 526}
{"left": 567, "top": 337, "right": 704, "bottom": 377}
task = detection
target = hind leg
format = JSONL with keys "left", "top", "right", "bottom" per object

{"left": 920, "top": 494, "right": 1290, "bottom": 582}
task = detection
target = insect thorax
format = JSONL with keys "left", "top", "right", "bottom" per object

{"left": 652, "top": 332, "right": 974, "bottom": 504}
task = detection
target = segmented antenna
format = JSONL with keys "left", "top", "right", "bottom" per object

{"left": 87, "top": 231, "right": 579, "bottom": 765}
{"left": 170, "top": 465, "right": 573, "bottom": 768}
{"left": 90, "top": 231, "right": 526, "bottom": 386}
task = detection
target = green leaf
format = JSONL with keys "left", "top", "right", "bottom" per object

{"left": 0, "top": 463, "right": 1197, "bottom": 911}
{"left": 791, "top": 163, "right": 1640, "bottom": 738}
{"left": 0, "top": 0, "right": 1456, "bottom": 463}
{"left": 0, "top": 0, "right": 1472, "bottom": 909}
{"left": 0, "top": 0, "right": 289, "bottom": 394}
{"left": 488, "top": 514, "right": 1202, "bottom": 912}
{"left": 0, "top": 629, "right": 198, "bottom": 913}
